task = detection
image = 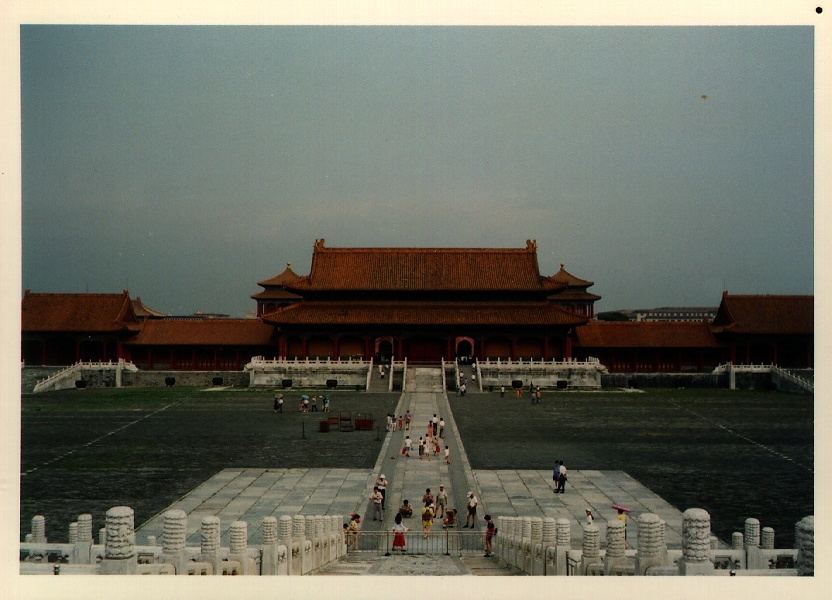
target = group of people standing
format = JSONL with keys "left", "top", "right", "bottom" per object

{"left": 552, "top": 460, "right": 567, "bottom": 493}
{"left": 401, "top": 413, "right": 449, "bottom": 465}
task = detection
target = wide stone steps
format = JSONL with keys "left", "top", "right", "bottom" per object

{"left": 312, "top": 553, "right": 377, "bottom": 575}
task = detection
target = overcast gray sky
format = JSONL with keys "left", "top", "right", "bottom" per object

{"left": 20, "top": 26, "right": 813, "bottom": 317}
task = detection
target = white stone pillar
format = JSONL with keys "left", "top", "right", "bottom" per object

{"left": 604, "top": 519, "right": 628, "bottom": 575}
{"left": 73, "top": 514, "right": 92, "bottom": 565}
{"left": 530, "top": 517, "right": 544, "bottom": 575}
{"left": 229, "top": 521, "right": 250, "bottom": 575}
{"left": 581, "top": 523, "right": 601, "bottom": 575}
{"left": 291, "top": 515, "right": 306, "bottom": 575}
{"left": 795, "top": 516, "right": 814, "bottom": 576}
{"left": 260, "top": 516, "right": 278, "bottom": 576}
{"left": 277, "top": 515, "right": 293, "bottom": 575}
{"left": 31, "top": 515, "right": 46, "bottom": 543}
{"left": 679, "top": 508, "right": 714, "bottom": 576}
{"left": 541, "top": 517, "right": 557, "bottom": 575}
{"left": 521, "top": 517, "right": 533, "bottom": 572}
{"left": 761, "top": 527, "right": 774, "bottom": 550}
{"left": 555, "top": 518, "right": 571, "bottom": 576}
{"left": 731, "top": 532, "right": 744, "bottom": 550}
{"left": 199, "top": 515, "right": 222, "bottom": 575}
{"left": 635, "top": 513, "right": 667, "bottom": 575}
{"left": 744, "top": 517, "right": 760, "bottom": 548}
{"left": 161, "top": 509, "right": 188, "bottom": 575}
{"left": 100, "top": 506, "right": 137, "bottom": 574}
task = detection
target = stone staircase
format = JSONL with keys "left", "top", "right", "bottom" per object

{"left": 312, "top": 553, "right": 377, "bottom": 575}
{"left": 405, "top": 366, "right": 444, "bottom": 393}
{"left": 367, "top": 366, "right": 391, "bottom": 392}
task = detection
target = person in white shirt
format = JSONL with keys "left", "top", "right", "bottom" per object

{"left": 464, "top": 492, "right": 478, "bottom": 528}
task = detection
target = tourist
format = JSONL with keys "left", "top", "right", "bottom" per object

{"left": 370, "top": 486, "right": 384, "bottom": 521}
{"left": 484, "top": 514, "right": 495, "bottom": 557}
{"left": 553, "top": 461, "right": 561, "bottom": 492}
{"left": 347, "top": 514, "right": 361, "bottom": 549}
{"left": 397, "top": 415, "right": 403, "bottom": 430}
{"left": 436, "top": 485, "right": 448, "bottom": 518}
{"left": 444, "top": 445, "right": 450, "bottom": 465}
{"left": 422, "top": 488, "right": 434, "bottom": 507}
{"left": 585, "top": 509, "right": 594, "bottom": 525}
{"left": 404, "top": 410, "right": 412, "bottom": 430}
{"left": 442, "top": 509, "right": 457, "bottom": 529}
{"left": 464, "top": 492, "right": 478, "bottom": 528}
{"left": 377, "top": 474, "right": 388, "bottom": 509}
{"left": 557, "top": 461, "right": 567, "bottom": 493}
{"left": 535, "top": 388, "right": 541, "bottom": 404}
{"left": 274, "top": 393, "right": 284, "bottom": 413}
{"left": 392, "top": 513, "right": 408, "bottom": 553}
{"left": 404, "top": 435, "right": 412, "bottom": 457}
{"left": 322, "top": 395, "right": 329, "bottom": 412}
{"left": 427, "top": 422, "right": 434, "bottom": 438}
{"left": 311, "top": 396, "right": 318, "bottom": 412}
{"left": 418, "top": 437, "right": 425, "bottom": 460}
{"left": 379, "top": 363, "right": 384, "bottom": 378}
{"left": 617, "top": 508, "right": 628, "bottom": 547}
{"left": 398, "top": 499, "right": 413, "bottom": 519}
{"left": 424, "top": 439, "right": 432, "bottom": 461}
{"left": 516, "top": 387, "right": 522, "bottom": 399}
{"left": 500, "top": 385, "right": 505, "bottom": 398}
{"left": 438, "top": 417, "right": 445, "bottom": 438}
{"left": 432, "top": 414, "right": 439, "bottom": 434}
{"left": 386, "top": 414, "right": 393, "bottom": 432}
{"left": 460, "top": 382, "right": 466, "bottom": 396}
{"left": 421, "top": 503, "right": 435, "bottom": 538}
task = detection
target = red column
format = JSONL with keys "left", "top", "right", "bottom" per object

{"left": 396, "top": 338, "right": 403, "bottom": 359}
{"left": 511, "top": 336, "right": 517, "bottom": 361}
{"left": 169, "top": 348, "right": 174, "bottom": 369}
{"left": 213, "top": 349, "right": 218, "bottom": 371}
{"left": 302, "top": 336, "right": 308, "bottom": 358}
{"left": 333, "top": 335, "right": 339, "bottom": 359}
{"left": 543, "top": 338, "right": 550, "bottom": 361}
{"left": 564, "top": 336, "right": 572, "bottom": 360}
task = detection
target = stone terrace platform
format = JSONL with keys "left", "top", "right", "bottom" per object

{"left": 136, "top": 467, "right": 685, "bottom": 551}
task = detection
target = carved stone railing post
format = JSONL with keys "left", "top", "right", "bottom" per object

{"left": 75, "top": 513, "right": 93, "bottom": 564}
{"left": 260, "top": 516, "right": 278, "bottom": 575}
{"left": 635, "top": 513, "right": 666, "bottom": 575}
{"left": 291, "top": 515, "right": 305, "bottom": 575}
{"left": 199, "top": 515, "right": 222, "bottom": 575}
{"left": 761, "top": 527, "right": 774, "bottom": 550}
{"left": 542, "top": 518, "right": 556, "bottom": 575}
{"left": 99, "top": 527, "right": 106, "bottom": 547}
{"left": 744, "top": 517, "right": 763, "bottom": 569}
{"left": 530, "top": 517, "right": 544, "bottom": 575}
{"left": 100, "top": 506, "right": 137, "bottom": 574}
{"left": 505, "top": 517, "right": 518, "bottom": 568}
{"left": 304, "top": 516, "right": 316, "bottom": 574}
{"left": 313, "top": 515, "right": 324, "bottom": 570}
{"left": 604, "top": 519, "right": 628, "bottom": 575}
{"left": 69, "top": 522, "right": 78, "bottom": 544}
{"left": 333, "top": 515, "right": 345, "bottom": 557}
{"left": 31, "top": 515, "right": 46, "bottom": 544}
{"left": 731, "top": 532, "right": 744, "bottom": 550}
{"left": 744, "top": 517, "right": 760, "bottom": 549}
{"left": 325, "top": 516, "right": 336, "bottom": 563}
{"left": 795, "top": 516, "right": 814, "bottom": 576}
{"left": 679, "top": 508, "right": 714, "bottom": 576}
{"left": 521, "top": 517, "right": 533, "bottom": 572}
{"left": 277, "top": 515, "right": 293, "bottom": 575}
{"left": 555, "top": 518, "right": 571, "bottom": 576}
{"left": 161, "top": 509, "right": 188, "bottom": 575}
{"left": 580, "top": 524, "right": 601, "bottom": 575}
{"left": 229, "top": 521, "right": 249, "bottom": 575}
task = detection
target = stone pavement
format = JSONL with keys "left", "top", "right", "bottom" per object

{"left": 137, "top": 366, "right": 688, "bottom": 560}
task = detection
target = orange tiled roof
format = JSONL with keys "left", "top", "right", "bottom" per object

{"left": 265, "top": 301, "right": 587, "bottom": 327}
{"left": 257, "top": 263, "right": 302, "bottom": 287}
{"left": 250, "top": 289, "right": 302, "bottom": 301}
{"left": 131, "top": 297, "right": 166, "bottom": 319}
{"left": 128, "top": 319, "right": 275, "bottom": 346}
{"left": 575, "top": 321, "right": 721, "bottom": 348}
{"left": 712, "top": 293, "right": 813, "bottom": 335}
{"left": 22, "top": 290, "right": 137, "bottom": 332}
{"left": 283, "top": 240, "right": 564, "bottom": 293}
{"left": 548, "top": 264, "right": 594, "bottom": 288}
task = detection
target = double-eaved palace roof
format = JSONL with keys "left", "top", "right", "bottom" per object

{"left": 575, "top": 321, "right": 722, "bottom": 348}
{"left": 282, "top": 239, "right": 565, "bottom": 293}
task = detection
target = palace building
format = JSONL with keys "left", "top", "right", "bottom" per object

{"left": 20, "top": 242, "right": 813, "bottom": 373}
{"left": 258, "top": 240, "right": 594, "bottom": 363}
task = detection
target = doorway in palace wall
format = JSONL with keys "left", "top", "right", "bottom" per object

{"left": 455, "top": 338, "right": 474, "bottom": 364}
{"left": 376, "top": 339, "right": 393, "bottom": 364}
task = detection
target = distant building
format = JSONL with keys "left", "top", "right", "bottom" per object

{"left": 633, "top": 306, "right": 718, "bottom": 323}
